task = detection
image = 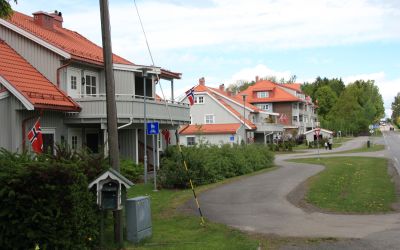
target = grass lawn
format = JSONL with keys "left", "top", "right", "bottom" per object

{"left": 329, "top": 143, "right": 385, "bottom": 154}
{"left": 290, "top": 157, "right": 396, "bottom": 213}
{"left": 104, "top": 167, "right": 280, "bottom": 249}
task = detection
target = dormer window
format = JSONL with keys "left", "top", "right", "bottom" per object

{"left": 257, "top": 91, "right": 269, "bottom": 98}
{"left": 194, "top": 95, "right": 204, "bottom": 104}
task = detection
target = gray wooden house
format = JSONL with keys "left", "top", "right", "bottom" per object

{"left": 0, "top": 10, "right": 189, "bottom": 166}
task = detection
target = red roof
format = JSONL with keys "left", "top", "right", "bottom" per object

{"left": 179, "top": 123, "right": 242, "bottom": 135}
{"left": 280, "top": 83, "right": 302, "bottom": 92}
{"left": 8, "top": 11, "right": 132, "bottom": 65}
{"left": 238, "top": 80, "right": 300, "bottom": 103}
{"left": 0, "top": 40, "right": 80, "bottom": 111}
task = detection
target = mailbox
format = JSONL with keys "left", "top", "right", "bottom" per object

{"left": 101, "top": 181, "right": 119, "bottom": 210}
{"left": 88, "top": 168, "right": 134, "bottom": 210}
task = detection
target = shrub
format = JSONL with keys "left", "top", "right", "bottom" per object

{"left": 0, "top": 148, "right": 107, "bottom": 249}
{"left": 158, "top": 144, "right": 274, "bottom": 188}
{"left": 120, "top": 159, "right": 143, "bottom": 182}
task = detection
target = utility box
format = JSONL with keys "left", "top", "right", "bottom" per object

{"left": 126, "top": 196, "right": 152, "bottom": 243}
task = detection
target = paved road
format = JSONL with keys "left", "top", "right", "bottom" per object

{"left": 186, "top": 133, "right": 400, "bottom": 248}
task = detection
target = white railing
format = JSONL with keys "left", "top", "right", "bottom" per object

{"left": 75, "top": 93, "right": 189, "bottom": 106}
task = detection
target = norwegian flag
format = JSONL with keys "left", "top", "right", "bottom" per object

{"left": 27, "top": 119, "right": 43, "bottom": 154}
{"left": 161, "top": 129, "right": 171, "bottom": 145}
{"left": 185, "top": 88, "right": 195, "bottom": 106}
{"left": 278, "top": 113, "right": 289, "bottom": 124}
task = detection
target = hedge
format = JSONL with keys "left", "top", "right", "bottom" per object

{"left": 0, "top": 148, "right": 108, "bottom": 249}
{"left": 158, "top": 144, "right": 274, "bottom": 188}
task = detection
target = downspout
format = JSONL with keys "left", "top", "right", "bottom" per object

{"left": 56, "top": 60, "right": 71, "bottom": 88}
{"left": 117, "top": 117, "right": 133, "bottom": 130}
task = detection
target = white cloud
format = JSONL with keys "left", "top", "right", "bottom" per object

{"left": 225, "top": 64, "right": 292, "bottom": 85}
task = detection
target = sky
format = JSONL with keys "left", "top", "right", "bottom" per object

{"left": 11, "top": 0, "right": 400, "bottom": 117}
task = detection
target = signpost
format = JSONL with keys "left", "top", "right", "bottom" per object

{"left": 147, "top": 122, "right": 159, "bottom": 191}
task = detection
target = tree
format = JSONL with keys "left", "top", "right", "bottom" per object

{"left": 0, "top": 0, "right": 17, "bottom": 18}
{"left": 391, "top": 93, "right": 400, "bottom": 124}
{"left": 301, "top": 77, "right": 344, "bottom": 102}
{"left": 314, "top": 85, "right": 337, "bottom": 119}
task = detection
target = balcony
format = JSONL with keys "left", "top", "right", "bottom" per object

{"left": 254, "top": 122, "right": 284, "bottom": 132}
{"left": 64, "top": 94, "right": 190, "bottom": 125}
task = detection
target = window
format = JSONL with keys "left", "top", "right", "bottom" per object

{"left": 258, "top": 104, "right": 270, "bottom": 111}
{"left": 194, "top": 95, "right": 204, "bottom": 104}
{"left": 292, "top": 103, "right": 297, "bottom": 109}
{"left": 299, "top": 115, "right": 303, "bottom": 122}
{"left": 205, "top": 114, "right": 215, "bottom": 124}
{"left": 257, "top": 91, "right": 269, "bottom": 98}
{"left": 187, "top": 137, "right": 195, "bottom": 146}
{"left": 293, "top": 116, "right": 298, "bottom": 122}
{"left": 85, "top": 74, "right": 97, "bottom": 95}
{"left": 70, "top": 76, "right": 77, "bottom": 90}
{"left": 71, "top": 135, "right": 78, "bottom": 150}
{"left": 304, "top": 115, "right": 308, "bottom": 123}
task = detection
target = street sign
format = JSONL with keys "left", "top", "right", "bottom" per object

{"left": 369, "top": 129, "right": 374, "bottom": 134}
{"left": 147, "top": 122, "right": 159, "bottom": 135}
{"left": 230, "top": 136, "right": 234, "bottom": 142}
{"left": 315, "top": 128, "right": 321, "bottom": 136}
{"left": 369, "top": 124, "right": 373, "bottom": 130}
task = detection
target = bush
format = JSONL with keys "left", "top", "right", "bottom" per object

{"left": 158, "top": 144, "right": 274, "bottom": 188}
{"left": 0, "top": 148, "right": 107, "bottom": 249}
{"left": 120, "top": 159, "right": 143, "bottom": 182}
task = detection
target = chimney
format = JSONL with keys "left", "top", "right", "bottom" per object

{"left": 219, "top": 84, "right": 225, "bottom": 91}
{"left": 50, "top": 10, "right": 63, "bottom": 28}
{"left": 199, "top": 77, "right": 205, "bottom": 86}
{"left": 255, "top": 76, "right": 260, "bottom": 82}
{"left": 33, "top": 11, "right": 55, "bottom": 30}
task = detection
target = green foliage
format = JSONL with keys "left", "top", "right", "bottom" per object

{"left": 120, "top": 159, "right": 143, "bottom": 182}
{"left": 0, "top": 148, "right": 108, "bottom": 249}
{"left": 392, "top": 93, "right": 400, "bottom": 126}
{"left": 158, "top": 144, "right": 274, "bottom": 188}
{"left": 0, "top": 0, "right": 17, "bottom": 18}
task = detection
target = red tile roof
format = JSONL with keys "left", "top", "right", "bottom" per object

{"left": 280, "top": 83, "right": 302, "bottom": 92}
{"left": 8, "top": 11, "right": 132, "bottom": 65}
{"left": 0, "top": 40, "right": 80, "bottom": 111}
{"left": 179, "top": 123, "right": 242, "bottom": 135}
{"left": 238, "top": 80, "right": 300, "bottom": 103}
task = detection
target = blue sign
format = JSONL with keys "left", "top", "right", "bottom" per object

{"left": 147, "top": 122, "right": 159, "bottom": 135}
{"left": 230, "top": 136, "right": 235, "bottom": 142}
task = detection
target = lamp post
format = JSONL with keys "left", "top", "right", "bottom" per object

{"left": 242, "top": 94, "right": 247, "bottom": 144}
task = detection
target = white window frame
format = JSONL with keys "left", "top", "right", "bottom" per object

{"left": 258, "top": 104, "right": 270, "bottom": 111}
{"left": 293, "top": 116, "right": 298, "bottom": 122}
{"left": 257, "top": 91, "right": 269, "bottom": 98}
{"left": 194, "top": 95, "right": 204, "bottom": 104}
{"left": 187, "top": 136, "right": 196, "bottom": 146}
{"left": 204, "top": 114, "right": 215, "bottom": 124}
{"left": 84, "top": 71, "right": 99, "bottom": 96}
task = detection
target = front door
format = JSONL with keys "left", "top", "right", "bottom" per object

{"left": 68, "top": 128, "right": 82, "bottom": 151}
{"left": 67, "top": 68, "right": 81, "bottom": 98}
{"left": 42, "top": 133, "right": 54, "bottom": 155}
{"left": 86, "top": 133, "right": 99, "bottom": 153}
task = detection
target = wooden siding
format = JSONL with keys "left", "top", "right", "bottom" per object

{"left": 0, "top": 25, "right": 63, "bottom": 83}
{"left": 119, "top": 129, "right": 137, "bottom": 161}
{"left": 114, "top": 70, "right": 135, "bottom": 95}
{"left": 0, "top": 96, "right": 11, "bottom": 149}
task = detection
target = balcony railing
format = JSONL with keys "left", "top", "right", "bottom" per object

{"left": 254, "top": 122, "right": 284, "bottom": 132}
{"left": 65, "top": 94, "right": 190, "bottom": 124}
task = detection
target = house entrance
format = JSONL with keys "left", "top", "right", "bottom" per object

{"left": 42, "top": 133, "right": 54, "bottom": 154}
{"left": 86, "top": 133, "right": 99, "bottom": 153}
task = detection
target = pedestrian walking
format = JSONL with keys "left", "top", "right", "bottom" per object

{"left": 324, "top": 141, "right": 328, "bottom": 150}
{"left": 328, "top": 137, "right": 333, "bottom": 150}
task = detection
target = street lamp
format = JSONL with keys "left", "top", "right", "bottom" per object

{"left": 241, "top": 94, "right": 247, "bottom": 144}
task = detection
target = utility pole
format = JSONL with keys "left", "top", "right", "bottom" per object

{"left": 99, "top": 0, "right": 123, "bottom": 247}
